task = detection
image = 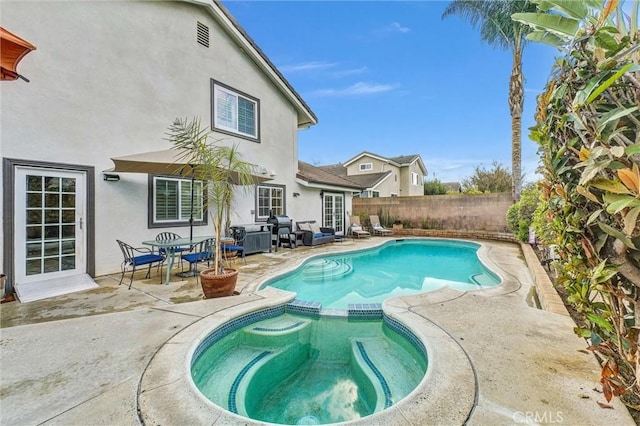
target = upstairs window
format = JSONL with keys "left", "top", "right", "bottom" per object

{"left": 212, "top": 80, "right": 259, "bottom": 140}
{"left": 411, "top": 172, "right": 421, "bottom": 186}
{"left": 359, "top": 163, "right": 373, "bottom": 171}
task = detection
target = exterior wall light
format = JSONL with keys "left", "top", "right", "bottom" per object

{"left": 103, "top": 173, "right": 120, "bottom": 182}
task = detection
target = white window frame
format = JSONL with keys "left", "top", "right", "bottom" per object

{"left": 358, "top": 190, "right": 380, "bottom": 198}
{"left": 151, "top": 176, "right": 204, "bottom": 226}
{"left": 359, "top": 162, "right": 373, "bottom": 171}
{"left": 212, "top": 80, "right": 259, "bottom": 140}
{"left": 256, "top": 185, "right": 285, "bottom": 220}
{"left": 411, "top": 172, "right": 421, "bottom": 186}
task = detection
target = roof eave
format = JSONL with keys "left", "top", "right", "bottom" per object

{"left": 296, "top": 177, "right": 363, "bottom": 192}
{"left": 191, "top": 1, "right": 318, "bottom": 128}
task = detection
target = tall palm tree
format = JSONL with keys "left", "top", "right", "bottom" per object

{"left": 443, "top": 0, "right": 537, "bottom": 201}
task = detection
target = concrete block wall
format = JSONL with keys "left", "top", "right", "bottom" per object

{"left": 352, "top": 193, "right": 513, "bottom": 232}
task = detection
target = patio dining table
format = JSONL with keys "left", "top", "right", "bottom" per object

{"left": 141, "top": 236, "right": 213, "bottom": 285}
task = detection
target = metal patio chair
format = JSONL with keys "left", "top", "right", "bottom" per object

{"left": 156, "top": 232, "right": 190, "bottom": 270}
{"left": 116, "top": 239, "right": 165, "bottom": 289}
{"left": 180, "top": 237, "right": 216, "bottom": 284}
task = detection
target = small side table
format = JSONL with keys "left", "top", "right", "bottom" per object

{"left": 293, "top": 231, "right": 306, "bottom": 247}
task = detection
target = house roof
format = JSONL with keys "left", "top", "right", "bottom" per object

{"left": 199, "top": 1, "right": 318, "bottom": 129}
{"left": 318, "top": 163, "right": 391, "bottom": 190}
{"left": 343, "top": 151, "right": 428, "bottom": 174}
{"left": 297, "top": 161, "right": 364, "bottom": 190}
{"left": 442, "top": 181, "right": 462, "bottom": 192}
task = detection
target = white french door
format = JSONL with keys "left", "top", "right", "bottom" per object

{"left": 14, "top": 167, "right": 87, "bottom": 284}
{"left": 323, "top": 193, "right": 344, "bottom": 234}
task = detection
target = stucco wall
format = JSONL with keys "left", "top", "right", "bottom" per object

{"left": 352, "top": 193, "right": 513, "bottom": 232}
{"left": 400, "top": 161, "right": 425, "bottom": 196}
{"left": 0, "top": 0, "right": 313, "bottom": 277}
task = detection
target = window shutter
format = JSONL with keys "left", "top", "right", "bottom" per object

{"left": 156, "top": 179, "right": 179, "bottom": 221}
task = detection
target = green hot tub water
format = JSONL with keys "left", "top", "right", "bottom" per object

{"left": 191, "top": 314, "right": 426, "bottom": 425}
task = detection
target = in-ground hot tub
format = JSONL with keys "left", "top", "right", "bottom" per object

{"left": 191, "top": 309, "right": 427, "bottom": 425}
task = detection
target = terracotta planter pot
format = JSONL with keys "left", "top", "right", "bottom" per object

{"left": 199, "top": 268, "right": 238, "bottom": 299}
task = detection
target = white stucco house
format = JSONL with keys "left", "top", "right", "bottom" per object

{"left": 320, "top": 152, "right": 428, "bottom": 198}
{"left": 0, "top": 0, "right": 359, "bottom": 299}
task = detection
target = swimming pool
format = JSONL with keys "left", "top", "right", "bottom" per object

{"left": 262, "top": 239, "right": 501, "bottom": 309}
{"left": 191, "top": 311, "right": 426, "bottom": 425}
{"left": 187, "top": 239, "right": 499, "bottom": 425}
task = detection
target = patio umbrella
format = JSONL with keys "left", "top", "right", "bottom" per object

{"left": 108, "top": 148, "right": 273, "bottom": 239}
{"left": 1, "top": 27, "right": 36, "bottom": 82}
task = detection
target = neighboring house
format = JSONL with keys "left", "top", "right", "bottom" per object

{"left": 0, "top": 0, "right": 343, "bottom": 299}
{"left": 443, "top": 181, "right": 463, "bottom": 193}
{"left": 320, "top": 152, "right": 428, "bottom": 198}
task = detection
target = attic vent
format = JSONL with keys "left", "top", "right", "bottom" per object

{"left": 197, "top": 21, "right": 209, "bottom": 47}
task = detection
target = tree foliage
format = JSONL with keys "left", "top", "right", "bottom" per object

{"left": 424, "top": 178, "right": 448, "bottom": 195}
{"left": 515, "top": 0, "right": 640, "bottom": 406}
{"left": 443, "top": 0, "right": 538, "bottom": 201}
{"left": 167, "top": 117, "right": 257, "bottom": 275}
{"left": 462, "top": 161, "right": 512, "bottom": 193}
{"left": 507, "top": 183, "right": 542, "bottom": 241}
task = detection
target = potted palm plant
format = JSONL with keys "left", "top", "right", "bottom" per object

{"left": 167, "top": 117, "right": 256, "bottom": 298}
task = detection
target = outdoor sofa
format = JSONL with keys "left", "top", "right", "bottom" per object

{"left": 295, "top": 221, "right": 335, "bottom": 246}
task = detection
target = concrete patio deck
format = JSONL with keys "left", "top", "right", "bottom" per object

{"left": 0, "top": 237, "right": 634, "bottom": 425}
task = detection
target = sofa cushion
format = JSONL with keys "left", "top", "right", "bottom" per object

{"left": 309, "top": 222, "right": 322, "bottom": 234}
{"left": 298, "top": 222, "right": 311, "bottom": 231}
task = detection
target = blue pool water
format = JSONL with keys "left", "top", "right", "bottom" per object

{"left": 263, "top": 239, "right": 500, "bottom": 309}
{"left": 191, "top": 239, "right": 499, "bottom": 425}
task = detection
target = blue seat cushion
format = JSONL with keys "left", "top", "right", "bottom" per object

{"left": 182, "top": 251, "right": 212, "bottom": 263}
{"left": 313, "top": 233, "right": 324, "bottom": 238}
{"left": 132, "top": 254, "right": 163, "bottom": 266}
{"left": 321, "top": 232, "right": 333, "bottom": 237}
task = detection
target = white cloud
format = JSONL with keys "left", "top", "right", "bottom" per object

{"left": 390, "top": 21, "right": 410, "bottom": 34}
{"left": 310, "top": 81, "right": 399, "bottom": 97}
{"left": 373, "top": 21, "right": 411, "bottom": 37}
{"left": 278, "top": 61, "right": 336, "bottom": 73}
{"left": 331, "top": 66, "right": 368, "bottom": 78}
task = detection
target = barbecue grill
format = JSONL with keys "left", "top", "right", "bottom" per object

{"left": 267, "top": 215, "right": 294, "bottom": 250}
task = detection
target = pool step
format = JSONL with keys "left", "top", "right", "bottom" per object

{"left": 350, "top": 337, "right": 423, "bottom": 409}
{"left": 193, "top": 345, "right": 275, "bottom": 408}
{"left": 243, "top": 316, "right": 312, "bottom": 347}
{"left": 302, "top": 258, "right": 353, "bottom": 281}
{"left": 470, "top": 273, "right": 494, "bottom": 286}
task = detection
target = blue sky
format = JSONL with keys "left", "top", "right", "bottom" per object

{"left": 223, "top": 0, "right": 559, "bottom": 184}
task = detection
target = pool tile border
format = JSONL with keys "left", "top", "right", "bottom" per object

{"left": 355, "top": 341, "right": 393, "bottom": 409}
{"left": 348, "top": 303, "right": 383, "bottom": 319}
{"left": 191, "top": 305, "right": 285, "bottom": 366}
{"left": 383, "top": 314, "right": 427, "bottom": 359}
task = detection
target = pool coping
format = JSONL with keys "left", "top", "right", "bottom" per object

{"left": 138, "top": 285, "right": 477, "bottom": 425}
{"left": 138, "top": 237, "right": 511, "bottom": 425}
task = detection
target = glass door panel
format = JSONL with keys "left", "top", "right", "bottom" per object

{"left": 15, "top": 167, "right": 86, "bottom": 284}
